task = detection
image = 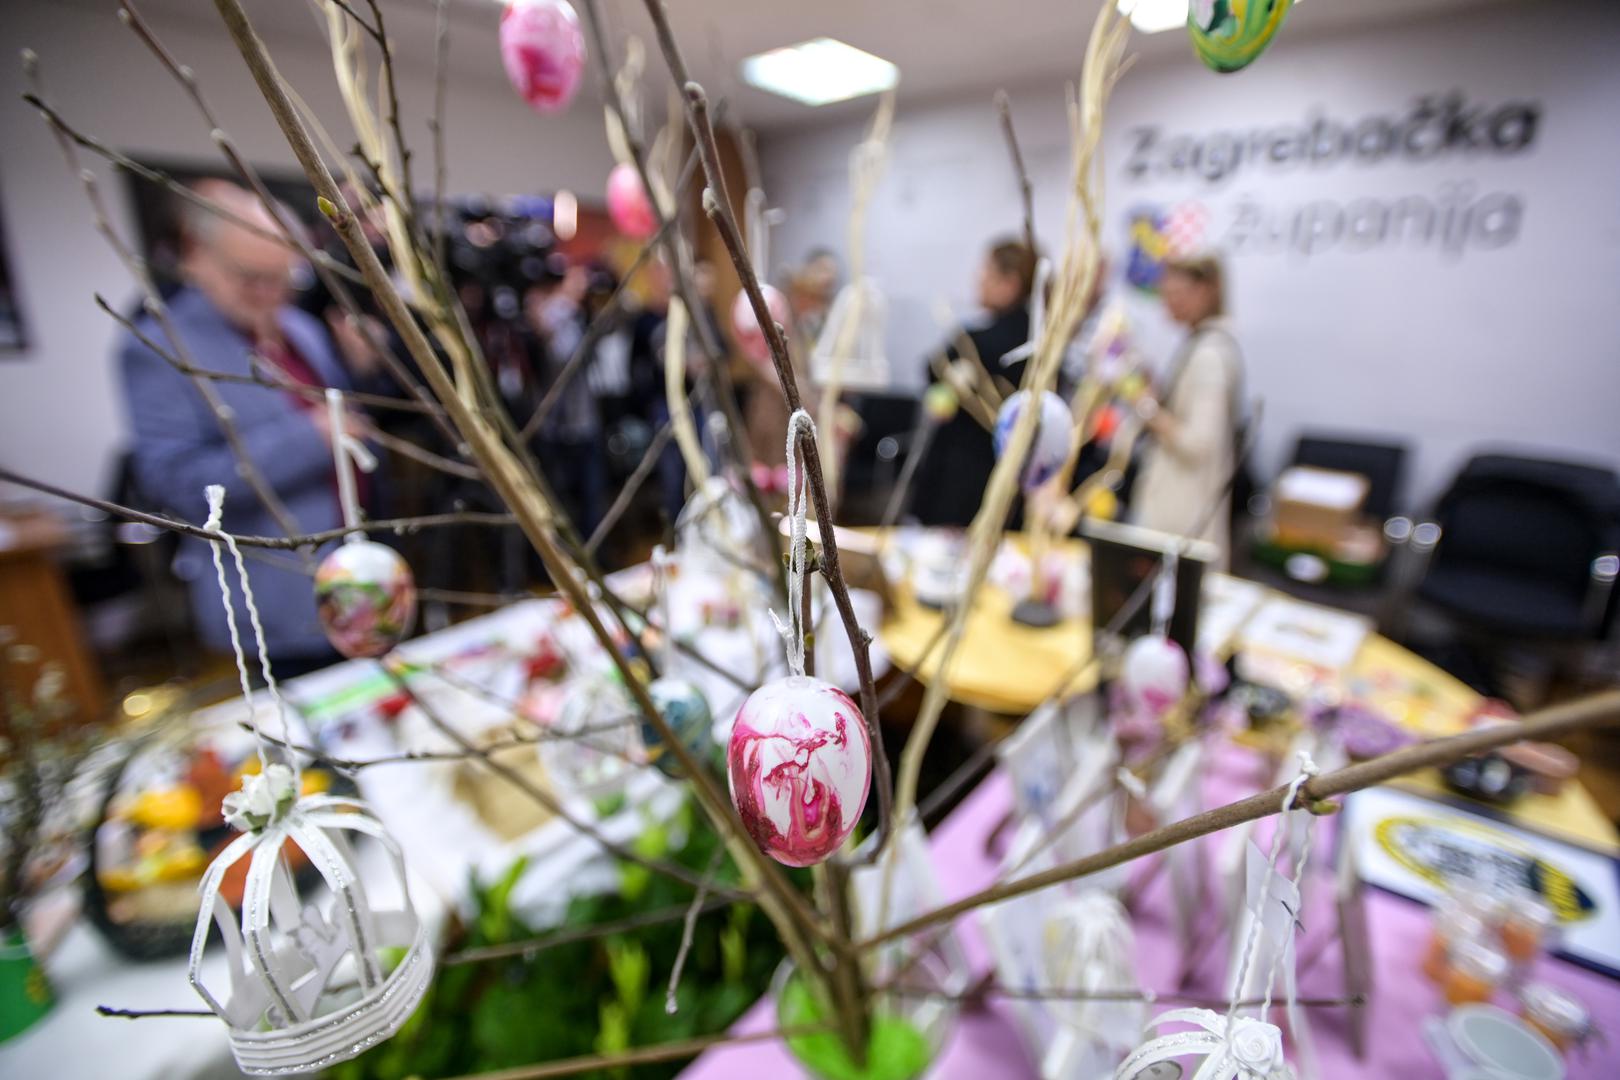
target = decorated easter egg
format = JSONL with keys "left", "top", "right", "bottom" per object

{"left": 729, "top": 284, "right": 791, "bottom": 364}
{"left": 923, "top": 382, "right": 959, "bottom": 423}
{"left": 1119, "top": 635, "right": 1190, "bottom": 718}
{"left": 727, "top": 675, "right": 871, "bottom": 867}
{"left": 542, "top": 676, "right": 636, "bottom": 797}
{"left": 499, "top": 0, "right": 586, "bottom": 113}
{"left": 606, "top": 162, "right": 658, "bottom": 239}
{"left": 1188, "top": 0, "right": 1291, "bottom": 74}
{"left": 993, "top": 389, "right": 1073, "bottom": 491}
{"left": 641, "top": 677, "right": 714, "bottom": 778}
{"left": 313, "top": 541, "right": 417, "bottom": 659}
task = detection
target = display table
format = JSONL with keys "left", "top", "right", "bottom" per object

{"left": 879, "top": 538, "right": 1618, "bottom": 856}
{"left": 683, "top": 751, "right": 1620, "bottom": 1079}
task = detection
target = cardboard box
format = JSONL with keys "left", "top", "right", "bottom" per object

{"left": 1272, "top": 465, "right": 1369, "bottom": 549}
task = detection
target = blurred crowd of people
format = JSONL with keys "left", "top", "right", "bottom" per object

{"left": 115, "top": 178, "right": 1244, "bottom": 673}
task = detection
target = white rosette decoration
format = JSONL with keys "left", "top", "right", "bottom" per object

{"left": 1116, "top": 1010, "right": 1293, "bottom": 1080}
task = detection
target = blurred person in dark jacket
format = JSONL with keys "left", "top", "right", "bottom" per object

{"left": 910, "top": 238, "right": 1036, "bottom": 527}
{"left": 527, "top": 260, "right": 606, "bottom": 534}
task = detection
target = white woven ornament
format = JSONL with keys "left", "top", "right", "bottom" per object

{"left": 190, "top": 486, "right": 433, "bottom": 1075}
{"left": 1041, "top": 890, "right": 1143, "bottom": 1076}
{"left": 189, "top": 776, "right": 433, "bottom": 1075}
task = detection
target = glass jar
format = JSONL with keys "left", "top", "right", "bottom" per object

{"left": 773, "top": 954, "right": 956, "bottom": 1080}
{"left": 1500, "top": 894, "right": 1556, "bottom": 965}
{"left": 1519, "top": 982, "right": 1592, "bottom": 1053}
{"left": 1425, "top": 899, "right": 1487, "bottom": 984}
{"left": 1444, "top": 939, "right": 1510, "bottom": 1006}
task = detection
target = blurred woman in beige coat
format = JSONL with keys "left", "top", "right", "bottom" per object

{"left": 1133, "top": 255, "right": 1243, "bottom": 568}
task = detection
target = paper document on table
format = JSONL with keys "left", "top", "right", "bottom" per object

{"left": 1198, "top": 575, "right": 1267, "bottom": 654}
{"left": 1240, "top": 596, "right": 1371, "bottom": 672}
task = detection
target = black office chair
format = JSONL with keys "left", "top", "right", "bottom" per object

{"left": 840, "top": 391, "right": 923, "bottom": 524}
{"left": 1414, "top": 453, "right": 1620, "bottom": 641}
{"left": 1290, "top": 433, "right": 1408, "bottom": 521}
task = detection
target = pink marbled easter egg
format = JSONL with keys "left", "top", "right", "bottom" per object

{"left": 606, "top": 162, "right": 658, "bottom": 239}
{"left": 729, "top": 284, "right": 791, "bottom": 365}
{"left": 1119, "top": 634, "right": 1190, "bottom": 718}
{"left": 726, "top": 675, "right": 871, "bottom": 867}
{"left": 499, "top": 0, "right": 586, "bottom": 114}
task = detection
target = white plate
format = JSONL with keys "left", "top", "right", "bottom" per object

{"left": 1448, "top": 1004, "right": 1564, "bottom": 1080}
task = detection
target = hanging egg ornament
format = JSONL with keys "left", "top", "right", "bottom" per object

{"left": 730, "top": 284, "right": 791, "bottom": 365}
{"left": 641, "top": 677, "right": 714, "bottom": 778}
{"left": 726, "top": 675, "right": 871, "bottom": 867}
{"left": 1188, "top": 0, "right": 1292, "bottom": 74}
{"left": 993, "top": 389, "right": 1073, "bottom": 491}
{"left": 1119, "top": 634, "right": 1190, "bottom": 719}
{"left": 606, "top": 162, "right": 658, "bottom": 239}
{"left": 313, "top": 541, "right": 417, "bottom": 659}
{"left": 542, "top": 676, "right": 636, "bottom": 798}
{"left": 923, "top": 382, "right": 959, "bottom": 423}
{"left": 499, "top": 0, "right": 586, "bottom": 113}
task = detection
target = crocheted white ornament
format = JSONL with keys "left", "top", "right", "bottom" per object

{"left": 1115, "top": 1009, "right": 1294, "bottom": 1080}
{"left": 189, "top": 767, "right": 433, "bottom": 1076}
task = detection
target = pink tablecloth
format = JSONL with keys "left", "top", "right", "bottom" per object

{"left": 683, "top": 747, "right": 1620, "bottom": 1078}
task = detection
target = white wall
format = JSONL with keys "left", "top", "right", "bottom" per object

{"left": 761, "top": 0, "right": 1620, "bottom": 506}
{"left": 0, "top": 0, "right": 617, "bottom": 497}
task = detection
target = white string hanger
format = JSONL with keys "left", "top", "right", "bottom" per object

{"left": 770, "top": 408, "right": 817, "bottom": 677}
{"left": 326, "top": 387, "right": 377, "bottom": 543}
{"left": 1114, "top": 751, "right": 1320, "bottom": 1080}
{"left": 204, "top": 484, "right": 296, "bottom": 782}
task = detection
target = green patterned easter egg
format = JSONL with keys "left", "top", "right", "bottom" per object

{"left": 1188, "top": 0, "right": 1291, "bottom": 74}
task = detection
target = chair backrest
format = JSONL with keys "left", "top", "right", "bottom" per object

{"left": 1289, "top": 432, "right": 1408, "bottom": 520}
{"left": 1432, "top": 453, "right": 1620, "bottom": 596}
{"left": 842, "top": 391, "right": 922, "bottom": 490}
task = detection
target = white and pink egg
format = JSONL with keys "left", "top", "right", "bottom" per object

{"left": 726, "top": 675, "right": 871, "bottom": 867}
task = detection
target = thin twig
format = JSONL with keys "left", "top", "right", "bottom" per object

{"left": 585, "top": 420, "right": 675, "bottom": 555}
{"left": 429, "top": 0, "right": 450, "bottom": 273}
{"left": 18, "top": 93, "right": 363, "bottom": 287}
{"left": 0, "top": 465, "right": 512, "bottom": 550}
{"left": 379, "top": 663, "right": 733, "bottom": 895}
{"left": 640, "top": 11, "right": 893, "bottom": 861}
{"left": 24, "top": 51, "right": 306, "bottom": 548}
{"left": 211, "top": 0, "right": 829, "bottom": 989}
{"left": 994, "top": 89, "right": 1037, "bottom": 257}
{"left": 117, "top": 0, "right": 466, "bottom": 452}
{"left": 666, "top": 845, "right": 728, "bottom": 1013}
{"left": 517, "top": 169, "right": 689, "bottom": 442}
{"left": 96, "top": 1005, "right": 214, "bottom": 1019}
{"left": 436, "top": 1025, "right": 835, "bottom": 1080}
{"left": 576, "top": 0, "right": 785, "bottom": 601}
{"left": 862, "top": 689, "right": 1620, "bottom": 949}
{"left": 444, "top": 893, "right": 735, "bottom": 967}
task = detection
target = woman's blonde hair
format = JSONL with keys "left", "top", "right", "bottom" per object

{"left": 1164, "top": 253, "right": 1226, "bottom": 318}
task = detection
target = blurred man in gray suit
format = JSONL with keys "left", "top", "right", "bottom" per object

{"left": 120, "top": 180, "right": 372, "bottom": 675}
